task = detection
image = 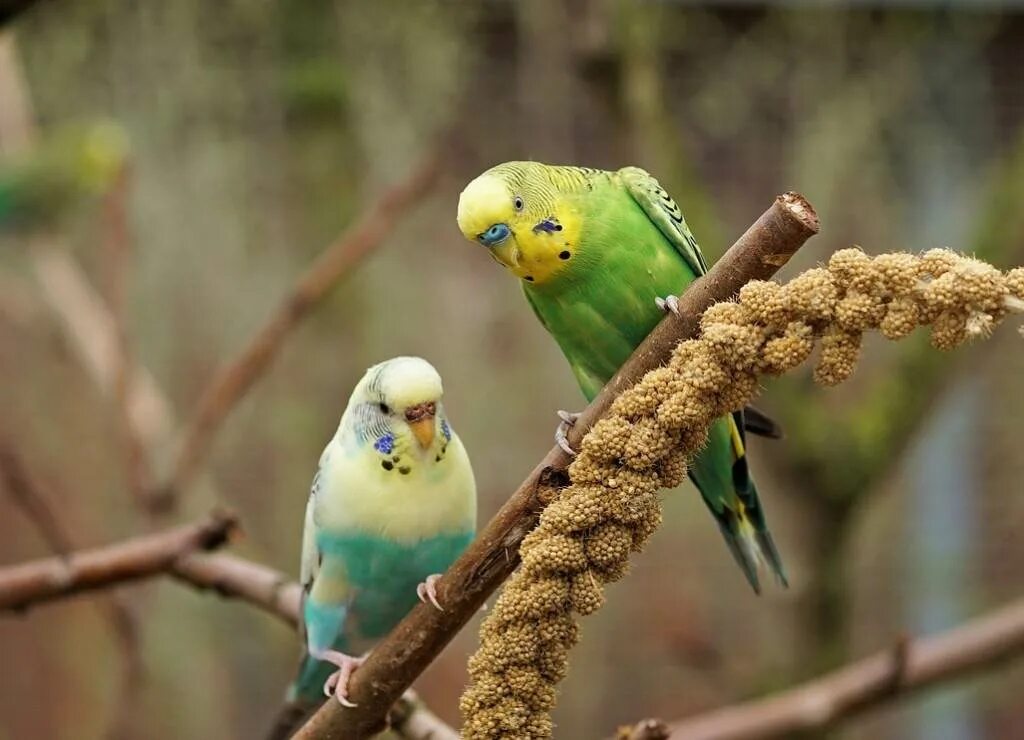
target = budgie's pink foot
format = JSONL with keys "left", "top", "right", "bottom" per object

{"left": 555, "top": 410, "right": 580, "bottom": 456}
{"left": 317, "top": 650, "right": 365, "bottom": 707}
{"left": 656, "top": 295, "right": 680, "bottom": 315}
{"left": 417, "top": 573, "right": 445, "bottom": 611}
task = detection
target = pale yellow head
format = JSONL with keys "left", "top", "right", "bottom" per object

{"left": 344, "top": 356, "right": 448, "bottom": 454}
{"left": 456, "top": 161, "right": 583, "bottom": 285}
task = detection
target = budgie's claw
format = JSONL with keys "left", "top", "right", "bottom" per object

{"left": 417, "top": 573, "right": 445, "bottom": 611}
{"left": 317, "top": 650, "right": 365, "bottom": 707}
{"left": 656, "top": 295, "right": 680, "bottom": 315}
{"left": 555, "top": 410, "right": 581, "bottom": 456}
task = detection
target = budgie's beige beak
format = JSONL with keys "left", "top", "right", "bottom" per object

{"left": 405, "top": 401, "right": 437, "bottom": 449}
{"left": 490, "top": 240, "right": 520, "bottom": 269}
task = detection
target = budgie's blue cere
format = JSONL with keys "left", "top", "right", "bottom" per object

{"left": 279, "top": 356, "right": 477, "bottom": 722}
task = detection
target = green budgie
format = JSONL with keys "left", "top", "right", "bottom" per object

{"left": 268, "top": 357, "right": 476, "bottom": 738}
{"left": 456, "top": 162, "right": 785, "bottom": 593}
{"left": 0, "top": 121, "right": 128, "bottom": 232}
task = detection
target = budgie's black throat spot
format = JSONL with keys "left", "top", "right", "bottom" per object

{"left": 525, "top": 275, "right": 535, "bottom": 282}
{"left": 559, "top": 250, "right": 571, "bottom": 260}
{"left": 399, "top": 466, "right": 411, "bottom": 475}
{"left": 381, "top": 460, "right": 394, "bottom": 471}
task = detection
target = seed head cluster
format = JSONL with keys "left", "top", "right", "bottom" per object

{"left": 460, "top": 249, "right": 1024, "bottom": 739}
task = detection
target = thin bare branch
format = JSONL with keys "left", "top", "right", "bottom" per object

{"left": 171, "top": 552, "right": 301, "bottom": 629}
{"left": 0, "top": 510, "right": 238, "bottom": 612}
{"left": 0, "top": 441, "right": 75, "bottom": 556}
{"left": 169, "top": 555, "right": 459, "bottom": 740}
{"left": 30, "top": 246, "right": 177, "bottom": 452}
{"left": 388, "top": 690, "right": 461, "bottom": 740}
{"left": 100, "top": 165, "right": 157, "bottom": 511}
{"left": 163, "top": 152, "right": 444, "bottom": 502}
{"left": 665, "top": 597, "right": 1024, "bottom": 740}
{"left": 618, "top": 719, "right": 671, "bottom": 740}
{"left": 0, "top": 440, "right": 145, "bottom": 739}
{"left": 292, "top": 193, "right": 820, "bottom": 739}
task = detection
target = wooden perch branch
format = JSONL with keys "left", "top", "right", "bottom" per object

{"left": 0, "top": 510, "right": 238, "bottom": 612}
{"left": 164, "top": 152, "right": 444, "bottom": 502}
{"left": 292, "top": 193, "right": 819, "bottom": 739}
{"left": 666, "top": 596, "right": 1024, "bottom": 740}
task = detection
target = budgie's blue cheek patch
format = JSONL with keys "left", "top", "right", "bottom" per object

{"left": 532, "top": 217, "right": 563, "bottom": 235}
{"left": 374, "top": 433, "right": 394, "bottom": 455}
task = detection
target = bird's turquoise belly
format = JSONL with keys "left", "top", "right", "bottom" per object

{"left": 317, "top": 530, "right": 472, "bottom": 639}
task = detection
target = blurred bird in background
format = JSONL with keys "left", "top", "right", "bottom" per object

{"left": 457, "top": 162, "right": 786, "bottom": 593}
{"left": 268, "top": 356, "right": 477, "bottom": 738}
{"left": 0, "top": 120, "right": 129, "bottom": 233}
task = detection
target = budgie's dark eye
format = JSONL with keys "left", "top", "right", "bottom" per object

{"left": 513, "top": 196, "right": 524, "bottom": 211}
{"left": 379, "top": 402, "right": 391, "bottom": 414}
{"left": 479, "top": 222, "right": 511, "bottom": 246}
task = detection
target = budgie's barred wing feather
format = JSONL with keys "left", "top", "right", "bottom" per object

{"left": 618, "top": 166, "right": 708, "bottom": 277}
{"left": 300, "top": 482, "right": 320, "bottom": 592}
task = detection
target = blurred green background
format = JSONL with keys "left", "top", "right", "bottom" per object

{"left": 1, "top": 1, "right": 1023, "bottom": 738}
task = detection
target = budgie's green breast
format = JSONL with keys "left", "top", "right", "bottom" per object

{"left": 524, "top": 178, "right": 700, "bottom": 400}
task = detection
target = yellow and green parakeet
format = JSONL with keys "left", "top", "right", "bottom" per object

{"left": 456, "top": 162, "right": 785, "bottom": 593}
{"left": 0, "top": 121, "right": 129, "bottom": 233}
{"left": 270, "top": 357, "right": 476, "bottom": 736}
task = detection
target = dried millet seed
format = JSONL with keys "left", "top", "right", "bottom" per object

{"left": 463, "top": 250, "right": 1022, "bottom": 740}
{"left": 828, "top": 248, "right": 876, "bottom": 291}
{"left": 814, "top": 330, "right": 861, "bottom": 385}
{"left": 880, "top": 297, "right": 921, "bottom": 339}
{"left": 569, "top": 570, "right": 605, "bottom": 614}
{"left": 835, "top": 290, "right": 886, "bottom": 332}
{"left": 760, "top": 321, "right": 815, "bottom": 375}
{"left": 583, "top": 416, "right": 632, "bottom": 462}
{"left": 736, "top": 280, "right": 792, "bottom": 326}
{"left": 1007, "top": 268, "right": 1024, "bottom": 299}
{"left": 918, "top": 248, "right": 960, "bottom": 277}
{"left": 874, "top": 252, "right": 921, "bottom": 295}
{"left": 584, "top": 523, "right": 635, "bottom": 569}
{"left": 623, "top": 418, "right": 678, "bottom": 469}
{"left": 520, "top": 533, "right": 588, "bottom": 573}
{"left": 931, "top": 310, "right": 969, "bottom": 350}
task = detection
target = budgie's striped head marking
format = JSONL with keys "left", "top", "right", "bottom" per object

{"left": 457, "top": 161, "right": 589, "bottom": 285}
{"left": 342, "top": 357, "right": 452, "bottom": 470}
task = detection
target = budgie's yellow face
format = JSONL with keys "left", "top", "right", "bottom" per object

{"left": 457, "top": 162, "right": 582, "bottom": 285}
{"left": 345, "top": 357, "right": 453, "bottom": 470}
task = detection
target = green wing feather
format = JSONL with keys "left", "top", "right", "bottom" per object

{"left": 619, "top": 166, "right": 708, "bottom": 276}
{"left": 620, "top": 166, "right": 786, "bottom": 592}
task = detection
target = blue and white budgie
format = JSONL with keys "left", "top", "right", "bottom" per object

{"left": 269, "top": 356, "right": 476, "bottom": 736}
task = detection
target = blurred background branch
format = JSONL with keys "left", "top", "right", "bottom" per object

{"left": 163, "top": 148, "right": 445, "bottom": 506}
{"left": 0, "top": 509, "right": 237, "bottom": 612}
{"left": 665, "top": 596, "right": 1024, "bottom": 740}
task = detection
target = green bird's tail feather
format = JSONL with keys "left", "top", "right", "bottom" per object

{"left": 690, "top": 413, "right": 788, "bottom": 594}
